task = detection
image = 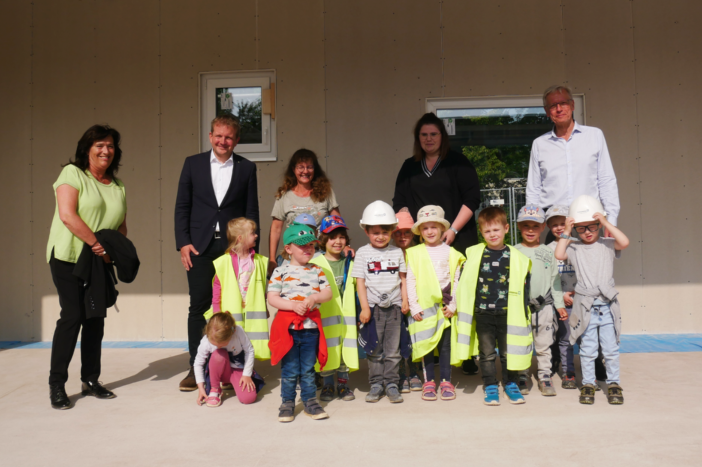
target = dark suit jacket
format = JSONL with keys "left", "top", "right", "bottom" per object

{"left": 174, "top": 151, "right": 260, "bottom": 253}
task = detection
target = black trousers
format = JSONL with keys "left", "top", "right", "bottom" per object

{"left": 186, "top": 235, "right": 227, "bottom": 366}
{"left": 475, "top": 312, "right": 519, "bottom": 387}
{"left": 49, "top": 254, "right": 105, "bottom": 386}
{"left": 424, "top": 327, "right": 452, "bottom": 383}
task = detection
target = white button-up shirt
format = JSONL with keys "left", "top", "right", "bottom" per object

{"left": 526, "top": 121, "right": 620, "bottom": 225}
{"left": 210, "top": 150, "right": 234, "bottom": 231}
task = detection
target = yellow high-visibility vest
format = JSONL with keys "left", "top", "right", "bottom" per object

{"left": 204, "top": 253, "right": 271, "bottom": 360}
{"left": 455, "top": 244, "right": 533, "bottom": 371}
{"left": 406, "top": 244, "right": 466, "bottom": 364}
{"left": 310, "top": 255, "right": 359, "bottom": 372}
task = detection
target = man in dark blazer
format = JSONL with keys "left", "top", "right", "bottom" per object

{"left": 174, "top": 114, "right": 260, "bottom": 391}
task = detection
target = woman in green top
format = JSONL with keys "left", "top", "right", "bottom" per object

{"left": 46, "top": 125, "right": 128, "bottom": 410}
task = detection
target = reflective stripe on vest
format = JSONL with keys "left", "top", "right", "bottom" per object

{"left": 310, "top": 256, "right": 360, "bottom": 372}
{"left": 205, "top": 253, "right": 271, "bottom": 361}
{"left": 455, "top": 244, "right": 533, "bottom": 371}
{"left": 405, "top": 244, "right": 466, "bottom": 363}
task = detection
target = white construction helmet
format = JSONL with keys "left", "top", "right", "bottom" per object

{"left": 359, "top": 200, "right": 398, "bottom": 229}
{"left": 569, "top": 195, "right": 607, "bottom": 223}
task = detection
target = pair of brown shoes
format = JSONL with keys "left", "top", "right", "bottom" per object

{"left": 580, "top": 383, "right": 624, "bottom": 404}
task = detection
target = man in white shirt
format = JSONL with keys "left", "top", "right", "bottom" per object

{"left": 174, "top": 114, "right": 260, "bottom": 391}
{"left": 526, "top": 85, "right": 620, "bottom": 227}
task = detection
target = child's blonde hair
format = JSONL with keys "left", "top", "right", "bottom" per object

{"left": 477, "top": 207, "right": 508, "bottom": 230}
{"left": 204, "top": 311, "right": 236, "bottom": 344}
{"left": 417, "top": 223, "right": 447, "bottom": 244}
{"left": 226, "top": 217, "right": 257, "bottom": 254}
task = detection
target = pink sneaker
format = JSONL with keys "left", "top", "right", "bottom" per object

{"left": 439, "top": 381, "right": 456, "bottom": 400}
{"left": 205, "top": 391, "right": 222, "bottom": 407}
{"left": 421, "top": 381, "right": 437, "bottom": 401}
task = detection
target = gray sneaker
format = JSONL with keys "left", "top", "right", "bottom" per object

{"left": 385, "top": 383, "right": 404, "bottom": 403}
{"left": 365, "top": 385, "right": 385, "bottom": 403}
{"left": 303, "top": 398, "right": 329, "bottom": 420}
{"left": 278, "top": 400, "right": 295, "bottom": 423}
{"left": 539, "top": 377, "right": 557, "bottom": 396}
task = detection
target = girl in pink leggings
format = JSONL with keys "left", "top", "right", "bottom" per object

{"left": 194, "top": 312, "right": 259, "bottom": 407}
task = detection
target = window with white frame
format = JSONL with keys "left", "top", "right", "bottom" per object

{"left": 200, "top": 70, "right": 277, "bottom": 161}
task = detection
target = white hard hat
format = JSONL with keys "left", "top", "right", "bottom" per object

{"left": 359, "top": 200, "right": 398, "bottom": 229}
{"left": 569, "top": 195, "right": 607, "bottom": 223}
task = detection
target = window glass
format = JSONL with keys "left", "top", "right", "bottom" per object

{"left": 215, "top": 86, "right": 262, "bottom": 145}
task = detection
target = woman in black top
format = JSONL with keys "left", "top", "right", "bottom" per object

{"left": 393, "top": 113, "right": 481, "bottom": 255}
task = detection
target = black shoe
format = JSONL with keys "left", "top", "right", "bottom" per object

{"left": 462, "top": 358, "right": 479, "bottom": 375}
{"left": 81, "top": 381, "right": 116, "bottom": 399}
{"left": 50, "top": 385, "right": 71, "bottom": 410}
{"left": 320, "top": 384, "right": 335, "bottom": 401}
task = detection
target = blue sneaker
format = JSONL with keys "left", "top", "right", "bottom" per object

{"left": 483, "top": 384, "right": 500, "bottom": 406}
{"left": 504, "top": 382, "right": 526, "bottom": 404}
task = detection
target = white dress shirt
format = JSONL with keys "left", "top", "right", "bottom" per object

{"left": 210, "top": 150, "right": 234, "bottom": 231}
{"left": 526, "top": 121, "right": 620, "bottom": 225}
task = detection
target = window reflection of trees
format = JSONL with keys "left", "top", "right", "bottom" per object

{"left": 215, "top": 88, "right": 263, "bottom": 145}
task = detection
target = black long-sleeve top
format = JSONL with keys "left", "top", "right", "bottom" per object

{"left": 393, "top": 150, "right": 481, "bottom": 254}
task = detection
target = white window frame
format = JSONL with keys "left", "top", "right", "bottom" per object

{"left": 200, "top": 70, "right": 277, "bottom": 162}
{"left": 426, "top": 94, "right": 585, "bottom": 125}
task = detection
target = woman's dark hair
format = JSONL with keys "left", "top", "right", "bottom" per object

{"left": 412, "top": 112, "right": 450, "bottom": 161}
{"left": 66, "top": 124, "right": 122, "bottom": 178}
{"left": 275, "top": 149, "right": 332, "bottom": 202}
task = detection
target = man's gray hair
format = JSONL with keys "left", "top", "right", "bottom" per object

{"left": 542, "top": 85, "right": 573, "bottom": 106}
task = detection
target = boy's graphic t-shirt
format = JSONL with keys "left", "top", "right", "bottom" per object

{"left": 327, "top": 258, "right": 345, "bottom": 288}
{"left": 352, "top": 244, "right": 406, "bottom": 307}
{"left": 548, "top": 240, "right": 577, "bottom": 294}
{"left": 268, "top": 263, "right": 330, "bottom": 329}
{"left": 475, "top": 247, "right": 511, "bottom": 312}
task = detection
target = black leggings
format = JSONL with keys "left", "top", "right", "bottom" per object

{"left": 423, "top": 328, "right": 451, "bottom": 382}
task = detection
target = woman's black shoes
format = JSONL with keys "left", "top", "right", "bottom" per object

{"left": 81, "top": 381, "right": 116, "bottom": 399}
{"left": 50, "top": 385, "right": 72, "bottom": 410}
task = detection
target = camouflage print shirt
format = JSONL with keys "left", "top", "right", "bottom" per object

{"left": 475, "top": 247, "right": 512, "bottom": 313}
{"left": 269, "top": 263, "right": 330, "bottom": 329}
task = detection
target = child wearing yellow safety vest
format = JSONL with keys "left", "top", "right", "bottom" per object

{"left": 406, "top": 206, "right": 465, "bottom": 401}
{"left": 206, "top": 218, "right": 271, "bottom": 361}
{"left": 455, "top": 207, "right": 533, "bottom": 406}
{"left": 312, "top": 215, "right": 360, "bottom": 402}
{"left": 393, "top": 211, "right": 423, "bottom": 393}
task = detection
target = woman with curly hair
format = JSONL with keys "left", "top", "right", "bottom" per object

{"left": 268, "top": 149, "right": 343, "bottom": 274}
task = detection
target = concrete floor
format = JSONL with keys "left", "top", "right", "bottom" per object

{"left": 1, "top": 349, "right": 701, "bottom": 467}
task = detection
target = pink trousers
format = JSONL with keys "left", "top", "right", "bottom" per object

{"left": 209, "top": 349, "right": 257, "bottom": 405}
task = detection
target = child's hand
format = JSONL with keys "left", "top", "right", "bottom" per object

{"left": 592, "top": 212, "right": 609, "bottom": 228}
{"left": 442, "top": 305, "right": 454, "bottom": 319}
{"left": 564, "top": 217, "right": 575, "bottom": 236}
{"left": 303, "top": 296, "right": 316, "bottom": 311}
{"left": 292, "top": 301, "right": 308, "bottom": 316}
{"left": 359, "top": 307, "right": 371, "bottom": 324}
{"left": 563, "top": 291, "right": 574, "bottom": 307}
{"left": 196, "top": 387, "right": 207, "bottom": 406}
{"left": 240, "top": 375, "right": 256, "bottom": 393}
{"left": 412, "top": 311, "right": 423, "bottom": 322}
{"left": 401, "top": 299, "right": 410, "bottom": 314}
{"left": 556, "top": 307, "right": 568, "bottom": 321}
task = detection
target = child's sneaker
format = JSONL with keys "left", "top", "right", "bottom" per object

{"left": 439, "top": 381, "right": 456, "bottom": 401}
{"left": 517, "top": 374, "right": 530, "bottom": 395}
{"left": 579, "top": 384, "right": 596, "bottom": 405}
{"left": 303, "top": 398, "right": 329, "bottom": 420}
{"left": 483, "top": 384, "right": 500, "bottom": 406}
{"left": 205, "top": 391, "right": 222, "bottom": 407}
{"left": 365, "top": 385, "right": 384, "bottom": 403}
{"left": 461, "top": 358, "right": 479, "bottom": 375}
{"left": 421, "top": 381, "right": 437, "bottom": 401}
{"left": 385, "top": 384, "right": 404, "bottom": 403}
{"left": 409, "top": 376, "right": 423, "bottom": 391}
{"left": 504, "top": 382, "right": 526, "bottom": 405}
{"left": 400, "top": 378, "right": 411, "bottom": 393}
{"left": 319, "top": 384, "right": 335, "bottom": 402}
{"left": 538, "top": 377, "right": 557, "bottom": 396}
{"left": 337, "top": 384, "right": 355, "bottom": 401}
{"left": 278, "top": 400, "right": 295, "bottom": 423}
{"left": 607, "top": 383, "right": 624, "bottom": 405}
{"left": 561, "top": 374, "right": 577, "bottom": 389}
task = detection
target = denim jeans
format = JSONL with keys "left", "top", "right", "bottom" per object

{"left": 368, "top": 305, "right": 402, "bottom": 387}
{"left": 579, "top": 304, "right": 620, "bottom": 385}
{"left": 475, "top": 311, "right": 519, "bottom": 387}
{"left": 553, "top": 307, "right": 575, "bottom": 376}
{"left": 280, "top": 329, "right": 320, "bottom": 402}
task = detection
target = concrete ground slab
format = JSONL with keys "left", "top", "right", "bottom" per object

{"left": 1, "top": 349, "right": 701, "bottom": 466}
